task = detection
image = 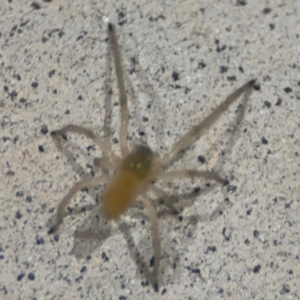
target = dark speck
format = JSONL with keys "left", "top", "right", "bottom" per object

{"left": 15, "top": 211, "right": 22, "bottom": 219}
{"left": 253, "top": 83, "right": 261, "bottom": 91}
{"left": 41, "top": 125, "right": 48, "bottom": 135}
{"left": 194, "top": 187, "right": 200, "bottom": 193}
{"left": 161, "top": 288, "right": 167, "bottom": 295}
{"left": 101, "top": 251, "right": 109, "bottom": 262}
{"left": 58, "top": 31, "right": 64, "bottom": 38}
{"left": 215, "top": 40, "right": 227, "bottom": 52}
{"left": 38, "top": 145, "right": 45, "bottom": 152}
{"left": 119, "top": 296, "right": 126, "bottom": 300}
{"left": 198, "top": 61, "right": 206, "bottom": 69}
{"left": 280, "top": 284, "right": 290, "bottom": 294}
{"left": 284, "top": 87, "right": 292, "bottom": 93}
{"left": 20, "top": 98, "right": 27, "bottom": 103}
{"left": 269, "top": 23, "right": 275, "bottom": 30}
{"left": 270, "top": 260, "right": 274, "bottom": 266}
{"left": 262, "top": 7, "right": 271, "bottom": 14}
{"left": 2, "top": 137, "right": 10, "bottom": 142}
{"left": 20, "top": 20, "right": 29, "bottom": 27}
{"left": 238, "top": 66, "right": 244, "bottom": 73}
{"left": 222, "top": 227, "right": 230, "bottom": 241}
{"left": 16, "top": 191, "right": 24, "bottom": 197}
{"left": 244, "top": 238, "right": 250, "bottom": 245}
{"left": 261, "top": 137, "right": 268, "bottom": 145}
{"left": 31, "top": 82, "right": 38, "bottom": 88}
{"left": 191, "top": 268, "right": 200, "bottom": 274}
{"left": 184, "top": 87, "right": 192, "bottom": 94}
{"left": 141, "top": 280, "right": 150, "bottom": 287}
{"left": 275, "top": 98, "right": 282, "bottom": 106}
{"left": 220, "top": 66, "right": 228, "bottom": 73}
{"left": 112, "top": 138, "right": 118, "bottom": 144}
{"left": 227, "top": 185, "right": 237, "bottom": 193}
{"left": 264, "top": 101, "right": 271, "bottom": 108}
{"left": 197, "top": 155, "right": 206, "bottom": 164}
{"left": 0, "top": 255, "right": 4, "bottom": 259}
{"left": 17, "top": 272, "right": 25, "bottom": 281}
{"left": 65, "top": 109, "right": 70, "bottom": 114}
{"left": 149, "top": 256, "right": 154, "bottom": 267}
{"left": 227, "top": 76, "right": 236, "bottom": 81}
{"left": 4, "top": 86, "right": 9, "bottom": 92}
{"left": 118, "top": 11, "right": 125, "bottom": 20}
{"left": 86, "top": 145, "right": 95, "bottom": 151}
{"left": 28, "top": 273, "right": 35, "bottom": 280}
{"left": 236, "top": 0, "right": 247, "bottom": 6}
{"left": 36, "top": 236, "right": 44, "bottom": 245}
{"left": 142, "top": 116, "right": 149, "bottom": 122}
{"left": 206, "top": 246, "right": 216, "bottom": 252}
{"left": 246, "top": 209, "right": 252, "bottom": 215}
{"left": 86, "top": 255, "right": 92, "bottom": 260}
{"left": 48, "top": 69, "right": 56, "bottom": 78}
{"left": 80, "top": 266, "right": 87, "bottom": 273}
{"left": 178, "top": 215, "right": 183, "bottom": 221}
{"left": 31, "top": 2, "right": 41, "bottom": 9}
{"left": 253, "top": 229, "right": 259, "bottom": 238}
{"left": 42, "top": 37, "right": 48, "bottom": 43}
{"left": 253, "top": 264, "right": 261, "bottom": 273}
{"left": 53, "top": 89, "right": 57, "bottom": 94}
{"left": 10, "top": 90, "right": 18, "bottom": 100}
{"left": 10, "top": 25, "right": 18, "bottom": 37}
{"left": 78, "top": 95, "right": 83, "bottom": 101}
{"left": 172, "top": 71, "right": 180, "bottom": 81}
{"left": 26, "top": 195, "right": 33, "bottom": 203}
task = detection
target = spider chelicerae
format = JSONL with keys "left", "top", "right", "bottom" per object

{"left": 48, "top": 22, "right": 255, "bottom": 291}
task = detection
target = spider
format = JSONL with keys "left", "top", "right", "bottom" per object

{"left": 48, "top": 23, "right": 255, "bottom": 291}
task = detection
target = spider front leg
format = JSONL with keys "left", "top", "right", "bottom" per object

{"left": 108, "top": 23, "right": 130, "bottom": 157}
{"left": 51, "top": 124, "right": 120, "bottom": 167}
{"left": 160, "top": 79, "right": 256, "bottom": 168}
{"left": 159, "top": 169, "right": 228, "bottom": 185}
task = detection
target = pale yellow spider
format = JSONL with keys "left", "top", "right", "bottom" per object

{"left": 48, "top": 23, "right": 255, "bottom": 291}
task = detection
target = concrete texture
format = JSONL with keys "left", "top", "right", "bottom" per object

{"left": 1, "top": 0, "right": 299, "bottom": 299}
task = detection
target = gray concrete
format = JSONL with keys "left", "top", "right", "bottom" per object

{"left": 1, "top": 0, "right": 299, "bottom": 299}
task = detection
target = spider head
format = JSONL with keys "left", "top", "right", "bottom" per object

{"left": 121, "top": 145, "right": 154, "bottom": 179}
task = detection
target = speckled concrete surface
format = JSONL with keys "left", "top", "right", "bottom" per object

{"left": 1, "top": 0, "right": 299, "bottom": 299}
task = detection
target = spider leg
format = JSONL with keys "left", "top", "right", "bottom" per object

{"left": 141, "top": 194, "right": 161, "bottom": 292}
{"left": 108, "top": 23, "right": 130, "bottom": 156}
{"left": 48, "top": 175, "right": 109, "bottom": 235}
{"left": 149, "top": 185, "right": 178, "bottom": 214}
{"left": 159, "top": 169, "right": 228, "bottom": 185}
{"left": 160, "top": 79, "right": 256, "bottom": 168}
{"left": 51, "top": 124, "right": 120, "bottom": 167}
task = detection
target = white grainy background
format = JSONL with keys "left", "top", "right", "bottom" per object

{"left": 0, "top": 0, "right": 299, "bottom": 299}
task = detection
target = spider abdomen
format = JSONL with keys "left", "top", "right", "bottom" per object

{"left": 103, "top": 171, "right": 142, "bottom": 218}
